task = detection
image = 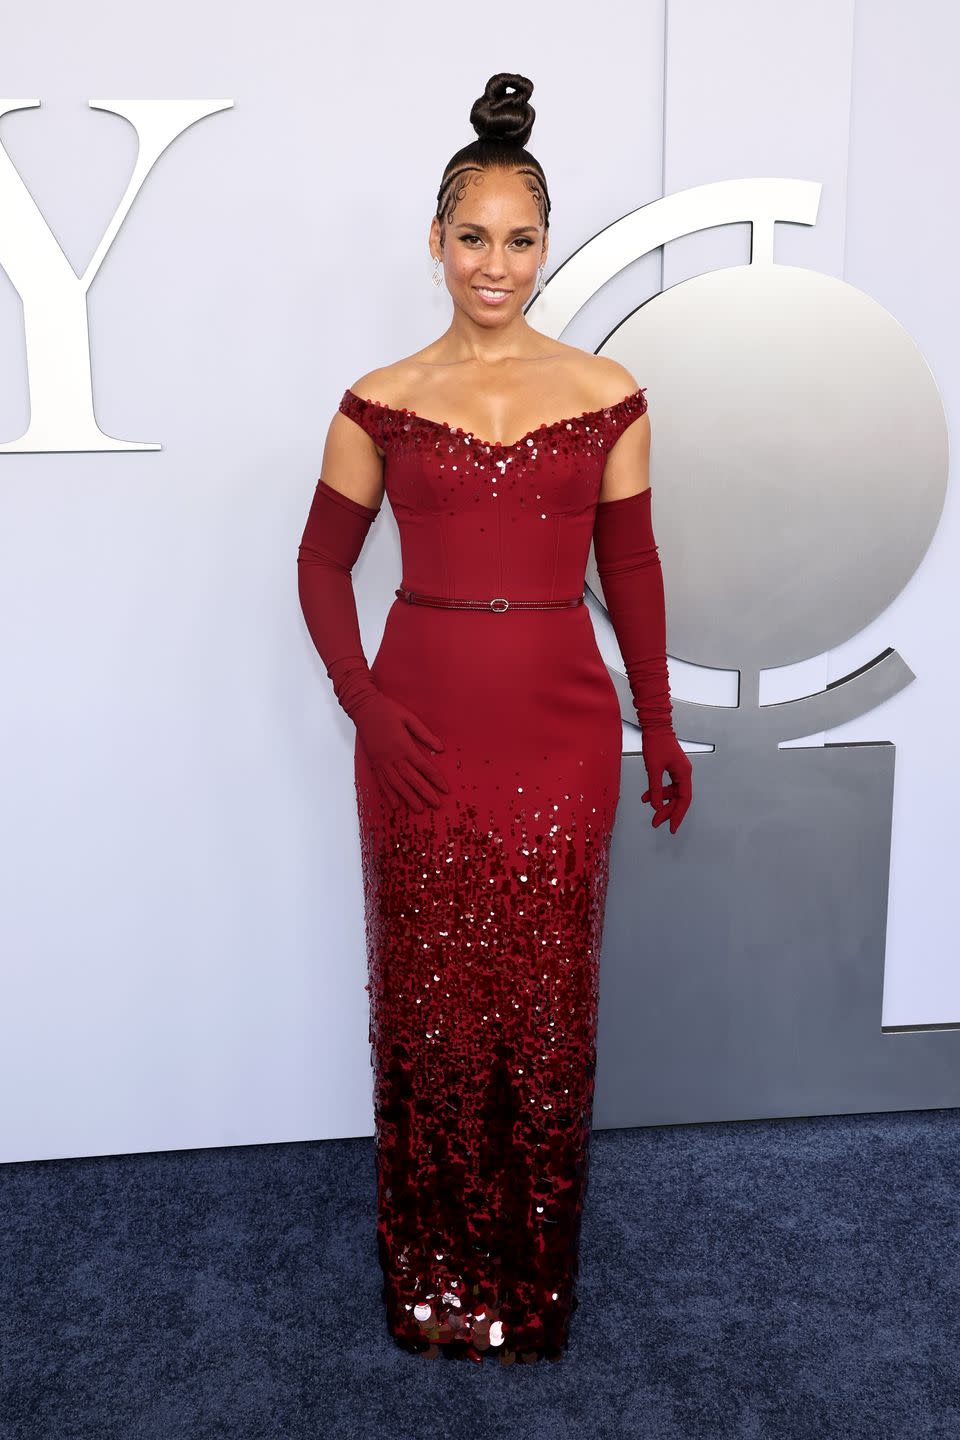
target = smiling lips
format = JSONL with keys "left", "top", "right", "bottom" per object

{"left": 474, "top": 286, "right": 512, "bottom": 305}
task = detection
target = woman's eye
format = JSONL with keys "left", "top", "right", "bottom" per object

{"left": 459, "top": 235, "right": 534, "bottom": 249}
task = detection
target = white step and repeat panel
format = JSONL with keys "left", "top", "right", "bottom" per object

{"left": 0, "top": 0, "right": 957, "bottom": 1163}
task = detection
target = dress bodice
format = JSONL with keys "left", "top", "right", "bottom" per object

{"left": 338, "top": 385, "right": 648, "bottom": 601}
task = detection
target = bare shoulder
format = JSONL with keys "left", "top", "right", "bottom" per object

{"left": 569, "top": 351, "right": 644, "bottom": 408}
{"left": 347, "top": 350, "right": 457, "bottom": 409}
{"left": 345, "top": 361, "right": 411, "bottom": 408}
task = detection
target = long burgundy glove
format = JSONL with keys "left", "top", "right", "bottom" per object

{"left": 593, "top": 487, "right": 692, "bottom": 833}
{"left": 297, "top": 478, "right": 448, "bottom": 814}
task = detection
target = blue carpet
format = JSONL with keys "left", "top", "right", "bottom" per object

{"left": 1, "top": 1109, "right": 957, "bottom": 1439}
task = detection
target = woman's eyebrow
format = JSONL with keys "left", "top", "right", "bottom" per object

{"left": 452, "top": 222, "right": 539, "bottom": 235}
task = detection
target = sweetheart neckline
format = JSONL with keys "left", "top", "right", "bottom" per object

{"left": 342, "top": 385, "right": 646, "bottom": 451}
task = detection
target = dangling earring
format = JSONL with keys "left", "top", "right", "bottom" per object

{"left": 432, "top": 256, "right": 443, "bottom": 287}
{"left": 537, "top": 264, "right": 546, "bottom": 294}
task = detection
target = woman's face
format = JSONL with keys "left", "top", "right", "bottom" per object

{"left": 429, "top": 168, "right": 548, "bottom": 322}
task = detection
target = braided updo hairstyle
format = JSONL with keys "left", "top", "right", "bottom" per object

{"left": 434, "top": 73, "right": 552, "bottom": 245}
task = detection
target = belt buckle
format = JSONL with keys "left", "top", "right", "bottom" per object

{"left": 490, "top": 596, "right": 509, "bottom": 612}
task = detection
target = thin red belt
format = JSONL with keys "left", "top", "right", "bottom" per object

{"left": 395, "top": 585, "right": 584, "bottom": 612}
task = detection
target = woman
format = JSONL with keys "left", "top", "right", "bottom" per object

{"left": 297, "top": 72, "right": 692, "bottom": 1364}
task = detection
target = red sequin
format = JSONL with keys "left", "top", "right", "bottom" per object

{"left": 341, "top": 384, "right": 648, "bottom": 1363}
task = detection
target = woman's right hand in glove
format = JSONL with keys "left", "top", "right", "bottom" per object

{"left": 353, "top": 691, "right": 449, "bottom": 814}
{"left": 295, "top": 475, "right": 448, "bottom": 816}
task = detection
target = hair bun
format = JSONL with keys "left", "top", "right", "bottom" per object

{"left": 470, "top": 72, "right": 536, "bottom": 148}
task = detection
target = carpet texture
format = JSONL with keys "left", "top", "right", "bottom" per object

{"left": 1, "top": 1109, "right": 957, "bottom": 1439}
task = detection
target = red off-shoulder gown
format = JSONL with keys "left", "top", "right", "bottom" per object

{"left": 338, "top": 384, "right": 648, "bottom": 1363}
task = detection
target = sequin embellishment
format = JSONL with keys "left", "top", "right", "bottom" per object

{"left": 339, "top": 385, "right": 648, "bottom": 459}
{"left": 356, "top": 767, "right": 617, "bottom": 1364}
{"left": 338, "top": 385, "right": 648, "bottom": 523}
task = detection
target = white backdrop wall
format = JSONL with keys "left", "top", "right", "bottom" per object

{"left": 0, "top": 0, "right": 956, "bottom": 1164}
